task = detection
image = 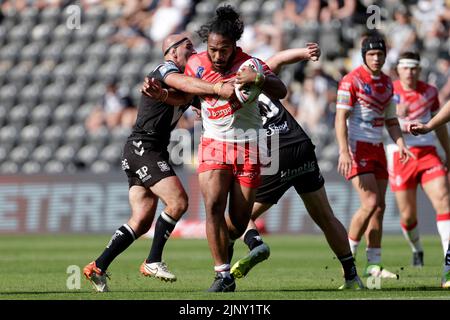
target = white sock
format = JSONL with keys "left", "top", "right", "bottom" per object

{"left": 366, "top": 248, "right": 381, "bottom": 265}
{"left": 436, "top": 213, "right": 450, "bottom": 256}
{"left": 401, "top": 221, "right": 423, "bottom": 253}
{"left": 214, "top": 264, "right": 231, "bottom": 278}
{"left": 348, "top": 237, "right": 360, "bottom": 257}
{"left": 445, "top": 244, "right": 450, "bottom": 273}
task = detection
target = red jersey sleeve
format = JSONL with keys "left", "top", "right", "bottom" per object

{"left": 184, "top": 54, "right": 203, "bottom": 78}
{"left": 336, "top": 74, "right": 357, "bottom": 110}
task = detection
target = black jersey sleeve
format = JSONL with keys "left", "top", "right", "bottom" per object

{"left": 151, "top": 61, "right": 181, "bottom": 84}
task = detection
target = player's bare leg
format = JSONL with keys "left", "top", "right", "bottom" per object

{"left": 395, "top": 188, "right": 423, "bottom": 266}
{"left": 302, "top": 187, "right": 354, "bottom": 256}
{"left": 199, "top": 169, "right": 236, "bottom": 292}
{"left": 141, "top": 176, "right": 189, "bottom": 282}
{"left": 228, "top": 183, "right": 269, "bottom": 279}
{"left": 348, "top": 173, "right": 382, "bottom": 254}
{"left": 300, "top": 186, "right": 363, "bottom": 289}
{"left": 84, "top": 186, "right": 157, "bottom": 292}
{"left": 348, "top": 174, "right": 396, "bottom": 278}
{"left": 422, "top": 176, "right": 450, "bottom": 256}
{"left": 359, "top": 178, "right": 397, "bottom": 278}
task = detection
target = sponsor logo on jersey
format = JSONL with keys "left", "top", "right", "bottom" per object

{"left": 340, "top": 82, "right": 351, "bottom": 90}
{"left": 337, "top": 90, "right": 351, "bottom": 105}
{"left": 157, "top": 161, "right": 171, "bottom": 172}
{"left": 363, "top": 84, "right": 372, "bottom": 95}
{"left": 359, "top": 159, "right": 367, "bottom": 167}
{"left": 160, "top": 62, "right": 179, "bottom": 77}
{"left": 121, "top": 159, "right": 130, "bottom": 171}
{"left": 393, "top": 94, "right": 400, "bottom": 104}
{"left": 371, "top": 117, "right": 384, "bottom": 127}
{"left": 133, "top": 140, "right": 144, "bottom": 156}
{"left": 266, "top": 121, "right": 289, "bottom": 136}
{"left": 136, "top": 166, "right": 151, "bottom": 182}
{"left": 235, "top": 171, "right": 258, "bottom": 180}
{"left": 206, "top": 102, "right": 242, "bottom": 119}
{"left": 424, "top": 165, "right": 445, "bottom": 175}
{"left": 196, "top": 66, "right": 204, "bottom": 78}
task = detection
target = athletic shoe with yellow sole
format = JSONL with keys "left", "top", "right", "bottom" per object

{"left": 442, "top": 270, "right": 450, "bottom": 289}
{"left": 231, "top": 243, "right": 270, "bottom": 279}
{"left": 338, "top": 276, "right": 365, "bottom": 290}
{"left": 83, "top": 261, "right": 110, "bottom": 293}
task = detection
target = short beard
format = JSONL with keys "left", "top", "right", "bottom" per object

{"left": 208, "top": 46, "right": 237, "bottom": 73}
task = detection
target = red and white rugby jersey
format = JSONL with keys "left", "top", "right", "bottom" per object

{"left": 184, "top": 47, "right": 272, "bottom": 142}
{"left": 336, "top": 65, "right": 395, "bottom": 144}
{"left": 392, "top": 80, "right": 440, "bottom": 147}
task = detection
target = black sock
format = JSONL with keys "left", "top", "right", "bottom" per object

{"left": 338, "top": 253, "right": 358, "bottom": 281}
{"left": 95, "top": 224, "right": 136, "bottom": 272}
{"left": 227, "top": 240, "right": 235, "bottom": 264}
{"left": 244, "top": 229, "right": 264, "bottom": 250}
{"left": 147, "top": 212, "right": 177, "bottom": 263}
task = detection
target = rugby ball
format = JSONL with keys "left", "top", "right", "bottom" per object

{"left": 235, "top": 58, "right": 263, "bottom": 105}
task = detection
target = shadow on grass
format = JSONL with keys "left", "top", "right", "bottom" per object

{"left": 0, "top": 286, "right": 445, "bottom": 296}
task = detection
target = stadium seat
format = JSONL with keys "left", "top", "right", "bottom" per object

{"left": 43, "top": 160, "right": 65, "bottom": 173}
{"left": 86, "top": 126, "right": 109, "bottom": 148}
{"left": 0, "top": 161, "right": 19, "bottom": 174}
{"left": 54, "top": 144, "right": 78, "bottom": 163}
{"left": 21, "top": 161, "right": 42, "bottom": 174}
{"left": 31, "top": 23, "right": 54, "bottom": 43}
{"left": 30, "top": 144, "right": 56, "bottom": 164}
{"left": 95, "top": 23, "right": 116, "bottom": 41}
{"left": 41, "top": 6, "right": 62, "bottom": 24}
{"left": 8, "top": 23, "right": 31, "bottom": 43}
{"left": 99, "top": 142, "right": 123, "bottom": 165}
{"left": 63, "top": 41, "right": 89, "bottom": 62}
{"left": 8, "top": 104, "right": 29, "bottom": 127}
{"left": 9, "top": 145, "right": 31, "bottom": 164}
{"left": 77, "top": 144, "right": 100, "bottom": 166}
{"left": 30, "top": 104, "right": 53, "bottom": 126}
{"left": 42, "top": 124, "right": 64, "bottom": 144}
{"left": 20, "top": 124, "right": 41, "bottom": 145}
{"left": 65, "top": 123, "right": 87, "bottom": 143}
{"left": 0, "top": 125, "right": 19, "bottom": 144}
{"left": 19, "top": 7, "right": 39, "bottom": 25}
{"left": 90, "top": 159, "right": 111, "bottom": 173}
{"left": 83, "top": 5, "right": 106, "bottom": 23}
{"left": 20, "top": 83, "right": 41, "bottom": 105}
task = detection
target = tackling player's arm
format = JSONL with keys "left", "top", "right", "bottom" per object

{"left": 435, "top": 121, "right": 450, "bottom": 169}
{"left": 384, "top": 101, "right": 415, "bottom": 162}
{"left": 431, "top": 98, "right": 450, "bottom": 168}
{"left": 141, "top": 76, "right": 234, "bottom": 105}
{"left": 410, "top": 101, "right": 450, "bottom": 134}
{"left": 266, "top": 43, "right": 321, "bottom": 74}
{"left": 164, "top": 72, "right": 234, "bottom": 98}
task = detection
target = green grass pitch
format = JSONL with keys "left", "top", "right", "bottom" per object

{"left": 0, "top": 234, "right": 447, "bottom": 300}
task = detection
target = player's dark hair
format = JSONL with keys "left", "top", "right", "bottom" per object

{"left": 398, "top": 51, "right": 421, "bottom": 61}
{"left": 197, "top": 5, "right": 244, "bottom": 43}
